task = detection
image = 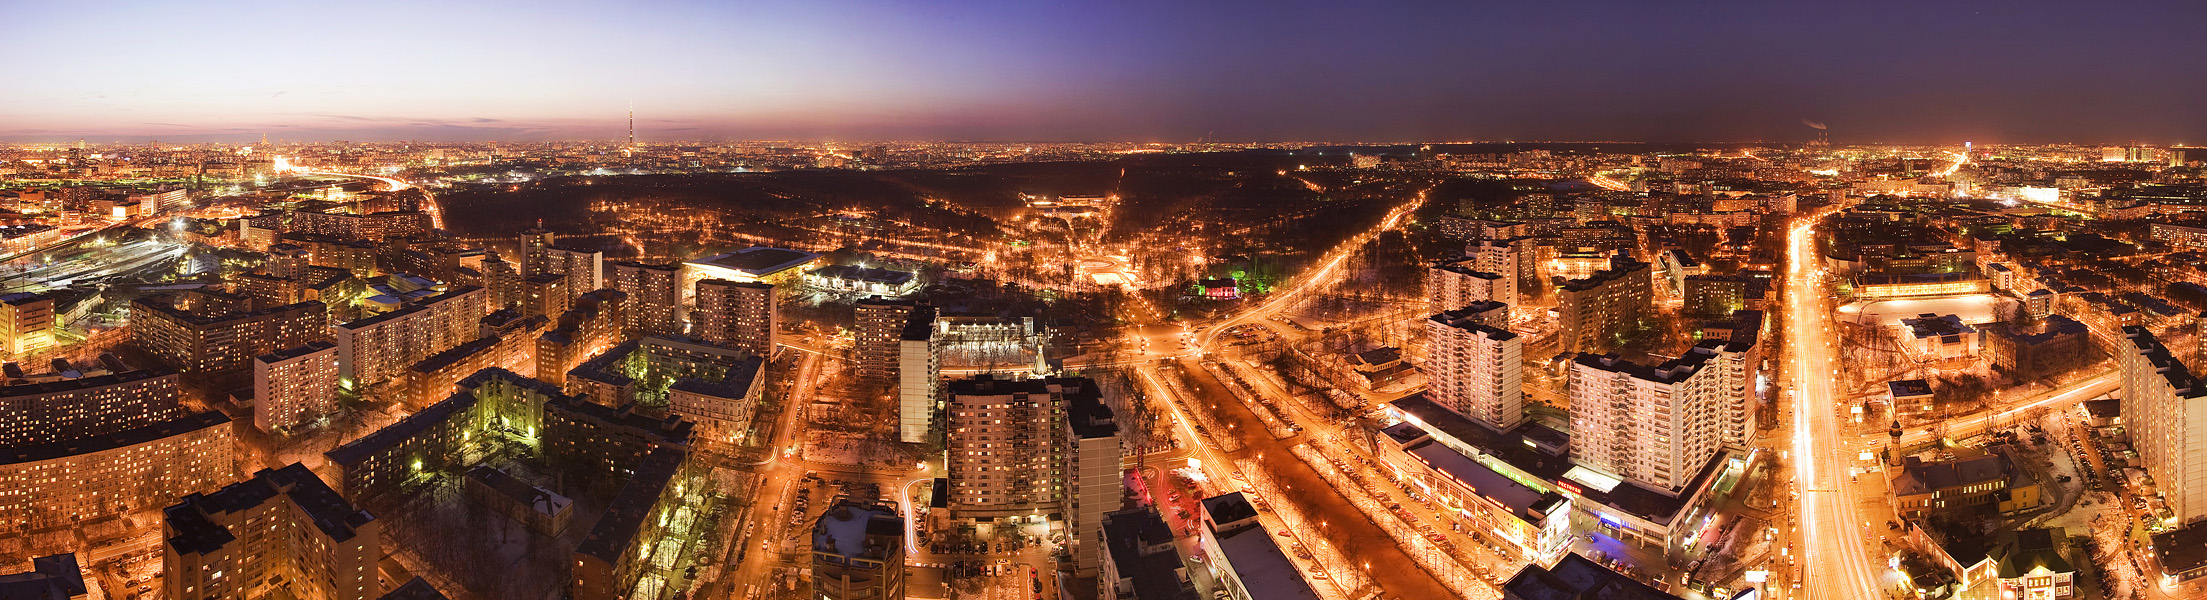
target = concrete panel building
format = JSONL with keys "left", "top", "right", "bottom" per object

{"left": 1569, "top": 339, "right": 1750, "bottom": 492}
{"left": 809, "top": 501, "right": 906, "bottom": 600}
{"left": 1425, "top": 305, "right": 1525, "bottom": 432}
{"left": 163, "top": 463, "right": 381, "bottom": 600}
{"left": 692, "top": 279, "right": 776, "bottom": 357}
{"left": 253, "top": 342, "right": 340, "bottom": 433}
{"left": 610, "top": 261, "right": 681, "bottom": 337}
{"left": 2120, "top": 326, "right": 2207, "bottom": 524}
{"left": 1556, "top": 258, "right": 1651, "bottom": 355}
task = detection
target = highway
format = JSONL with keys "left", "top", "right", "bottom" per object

{"left": 1785, "top": 207, "right": 1883, "bottom": 600}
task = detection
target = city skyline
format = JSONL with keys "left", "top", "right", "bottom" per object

{"left": 7, "top": 0, "right": 2207, "bottom": 144}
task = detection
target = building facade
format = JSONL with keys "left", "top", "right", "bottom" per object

{"left": 1556, "top": 258, "right": 1651, "bottom": 355}
{"left": 610, "top": 261, "right": 681, "bottom": 337}
{"left": 2119, "top": 327, "right": 2207, "bottom": 524}
{"left": 1425, "top": 306, "right": 1524, "bottom": 432}
{"left": 163, "top": 463, "right": 381, "bottom": 600}
{"left": 1569, "top": 340, "right": 1747, "bottom": 492}
{"left": 692, "top": 279, "right": 776, "bottom": 357}
{"left": 330, "top": 287, "right": 488, "bottom": 387}
{"left": 945, "top": 376, "right": 1098, "bottom": 519}
{"left": 253, "top": 342, "right": 340, "bottom": 433}
{"left": 0, "top": 410, "right": 233, "bottom": 531}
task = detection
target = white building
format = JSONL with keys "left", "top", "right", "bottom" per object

{"left": 1424, "top": 305, "right": 1523, "bottom": 432}
{"left": 1425, "top": 260, "right": 1511, "bottom": 315}
{"left": 252, "top": 341, "right": 339, "bottom": 433}
{"left": 1568, "top": 339, "right": 1751, "bottom": 492}
{"left": 330, "top": 287, "right": 487, "bottom": 387}
{"left": 2120, "top": 327, "right": 2207, "bottom": 525}
{"left": 898, "top": 305, "right": 940, "bottom": 443}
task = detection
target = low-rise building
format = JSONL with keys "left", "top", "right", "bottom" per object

{"left": 463, "top": 465, "right": 573, "bottom": 536}
{"left": 0, "top": 554, "right": 87, "bottom": 600}
{"left": 1193, "top": 492, "right": 1319, "bottom": 600}
{"left": 1898, "top": 313, "right": 1981, "bottom": 361}
{"left": 1889, "top": 447, "right": 2039, "bottom": 518}
{"left": 1500, "top": 552, "right": 1683, "bottom": 600}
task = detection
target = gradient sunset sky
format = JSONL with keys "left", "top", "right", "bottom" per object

{"left": 6, "top": 0, "right": 2207, "bottom": 144}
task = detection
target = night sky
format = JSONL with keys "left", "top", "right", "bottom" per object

{"left": 5, "top": 0, "right": 2206, "bottom": 144}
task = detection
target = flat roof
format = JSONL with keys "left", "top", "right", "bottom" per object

{"left": 0, "top": 409, "right": 225, "bottom": 466}
{"left": 1407, "top": 440, "right": 1555, "bottom": 524}
{"left": 1502, "top": 552, "right": 1683, "bottom": 600}
{"left": 1213, "top": 522, "right": 1319, "bottom": 600}
{"left": 686, "top": 247, "right": 821, "bottom": 276}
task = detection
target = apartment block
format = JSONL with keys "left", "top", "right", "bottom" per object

{"left": 253, "top": 342, "right": 340, "bottom": 433}
{"left": 0, "top": 410, "right": 232, "bottom": 530}
{"left": 610, "top": 261, "right": 682, "bottom": 337}
{"left": 330, "top": 286, "right": 487, "bottom": 387}
{"left": 945, "top": 375, "right": 1098, "bottom": 519}
{"left": 0, "top": 367, "right": 183, "bottom": 447}
{"left": 692, "top": 279, "right": 776, "bottom": 357}
{"left": 1425, "top": 306, "right": 1524, "bottom": 432}
{"left": 130, "top": 295, "right": 330, "bottom": 388}
{"left": 1556, "top": 257, "right": 1651, "bottom": 355}
{"left": 899, "top": 305, "right": 941, "bottom": 443}
{"left": 0, "top": 291, "right": 54, "bottom": 360}
{"left": 2120, "top": 327, "right": 2207, "bottom": 524}
{"left": 1568, "top": 339, "right": 1750, "bottom": 492}
{"left": 1426, "top": 259, "right": 1513, "bottom": 315}
{"left": 854, "top": 296, "right": 917, "bottom": 383}
{"left": 1067, "top": 389, "right": 1122, "bottom": 577}
{"left": 163, "top": 463, "right": 381, "bottom": 600}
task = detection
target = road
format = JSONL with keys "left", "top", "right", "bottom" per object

{"left": 1891, "top": 372, "right": 2116, "bottom": 449}
{"left": 1785, "top": 207, "right": 1883, "bottom": 600}
{"left": 283, "top": 166, "right": 445, "bottom": 230}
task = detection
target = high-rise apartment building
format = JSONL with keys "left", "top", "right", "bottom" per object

{"left": 1556, "top": 257, "right": 1651, "bottom": 355}
{"left": 0, "top": 292, "right": 54, "bottom": 360}
{"left": 130, "top": 296, "right": 330, "bottom": 388}
{"left": 898, "top": 305, "right": 941, "bottom": 443}
{"left": 1567, "top": 339, "right": 1749, "bottom": 492}
{"left": 1472, "top": 237, "right": 1531, "bottom": 299}
{"left": 1425, "top": 306, "right": 1524, "bottom": 432}
{"left": 253, "top": 341, "right": 340, "bottom": 433}
{"left": 2120, "top": 327, "right": 2207, "bottom": 524}
{"left": 692, "top": 279, "right": 776, "bottom": 357}
{"left": 541, "top": 245, "right": 604, "bottom": 293}
{"left": 164, "top": 463, "right": 382, "bottom": 600}
{"left": 330, "top": 287, "right": 487, "bottom": 387}
{"left": 610, "top": 261, "right": 681, "bottom": 337}
{"left": 1425, "top": 260, "right": 1512, "bottom": 315}
{"left": 521, "top": 273, "right": 571, "bottom": 318}
{"left": 945, "top": 375, "right": 1101, "bottom": 519}
{"left": 1067, "top": 390, "right": 1122, "bottom": 577}
{"left": 809, "top": 501, "right": 906, "bottom": 600}
{"left": 854, "top": 297, "right": 916, "bottom": 383}
{"left": 519, "top": 227, "right": 554, "bottom": 278}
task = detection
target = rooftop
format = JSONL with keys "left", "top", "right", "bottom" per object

{"left": 811, "top": 501, "right": 903, "bottom": 561}
{"left": 1500, "top": 553, "right": 1683, "bottom": 600}
{"left": 0, "top": 409, "right": 225, "bottom": 466}
{"left": 165, "top": 463, "right": 374, "bottom": 557}
{"left": 575, "top": 447, "right": 688, "bottom": 562}
{"left": 1101, "top": 508, "right": 1198, "bottom": 600}
{"left": 686, "top": 247, "right": 822, "bottom": 277}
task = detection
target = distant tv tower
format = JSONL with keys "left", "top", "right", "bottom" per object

{"left": 628, "top": 101, "right": 636, "bottom": 147}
